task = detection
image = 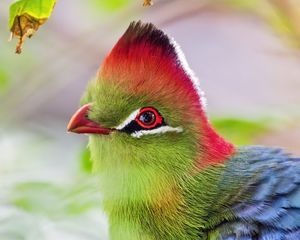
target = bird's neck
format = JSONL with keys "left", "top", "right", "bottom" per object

{"left": 101, "top": 165, "right": 227, "bottom": 240}
{"left": 104, "top": 184, "right": 188, "bottom": 240}
{"left": 196, "top": 115, "right": 235, "bottom": 169}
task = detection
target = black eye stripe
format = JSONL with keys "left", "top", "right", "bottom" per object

{"left": 121, "top": 119, "right": 166, "bottom": 134}
{"left": 121, "top": 120, "right": 143, "bottom": 134}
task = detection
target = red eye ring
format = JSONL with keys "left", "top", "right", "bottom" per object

{"left": 135, "top": 107, "right": 163, "bottom": 129}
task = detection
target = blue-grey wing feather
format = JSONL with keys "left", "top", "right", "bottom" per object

{"left": 211, "top": 146, "right": 300, "bottom": 240}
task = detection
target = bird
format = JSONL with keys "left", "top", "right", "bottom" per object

{"left": 67, "top": 21, "right": 300, "bottom": 240}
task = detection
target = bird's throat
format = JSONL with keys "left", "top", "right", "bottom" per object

{"left": 89, "top": 130, "right": 231, "bottom": 239}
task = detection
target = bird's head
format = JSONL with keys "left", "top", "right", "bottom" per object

{"left": 68, "top": 21, "right": 234, "bottom": 202}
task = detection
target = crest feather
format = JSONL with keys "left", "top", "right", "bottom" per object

{"left": 105, "top": 21, "right": 207, "bottom": 109}
{"left": 114, "top": 21, "right": 176, "bottom": 57}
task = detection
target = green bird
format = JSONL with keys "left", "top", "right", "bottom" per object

{"left": 68, "top": 21, "right": 300, "bottom": 240}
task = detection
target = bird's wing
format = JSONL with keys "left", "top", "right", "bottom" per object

{"left": 208, "top": 147, "right": 300, "bottom": 240}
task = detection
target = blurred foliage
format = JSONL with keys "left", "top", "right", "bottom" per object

{"left": 12, "top": 182, "right": 64, "bottom": 215}
{"left": 265, "top": 1, "right": 300, "bottom": 48}
{"left": 80, "top": 147, "right": 93, "bottom": 173}
{"left": 223, "top": 0, "right": 300, "bottom": 48}
{"left": 212, "top": 118, "right": 269, "bottom": 145}
{"left": 223, "top": 0, "right": 260, "bottom": 10}
{"left": 0, "top": 69, "right": 9, "bottom": 94}
{"left": 91, "top": 0, "right": 132, "bottom": 11}
{"left": 0, "top": 132, "right": 106, "bottom": 239}
{"left": 11, "top": 179, "right": 102, "bottom": 216}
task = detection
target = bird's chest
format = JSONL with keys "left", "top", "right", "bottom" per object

{"left": 105, "top": 198, "right": 194, "bottom": 240}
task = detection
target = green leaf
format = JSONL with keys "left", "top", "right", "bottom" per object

{"left": 9, "top": 0, "right": 56, "bottom": 54}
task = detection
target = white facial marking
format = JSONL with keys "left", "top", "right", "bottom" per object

{"left": 170, "top": 38, "right": 207, "bottom": 110}
{"left": 131, "top": 126, "right": 183, "bottom": 138}
{"left": 115, "top": 109, "right": 140, "bottom": 130}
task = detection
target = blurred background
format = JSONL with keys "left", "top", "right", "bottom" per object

{"left": 0, "top": 0, "right": 300, "bottom": 239}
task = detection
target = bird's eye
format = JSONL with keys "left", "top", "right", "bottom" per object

{"left": 135, "top": 107, "right": 163, "bottom": 129}
{"left": 139, "top": 111, "right": 155, "bottom": 125}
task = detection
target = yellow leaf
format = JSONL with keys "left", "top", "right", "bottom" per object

{"left": 9, "top": 0, "right": 56, "bottom": 54}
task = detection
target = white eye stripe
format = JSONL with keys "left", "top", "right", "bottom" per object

{"left": 115, "top": 109, "right": 140, "bottom": 130}
{"left": 131, "top": 126, "right": 183, "bottom": 138}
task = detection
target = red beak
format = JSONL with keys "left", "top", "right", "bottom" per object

{"left": 67, "top": 104, "right": 113, "bottom": 135}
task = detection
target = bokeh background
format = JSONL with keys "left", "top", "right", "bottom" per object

{"left": 0, "top": 0, "right": 300, "bottom": 239}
